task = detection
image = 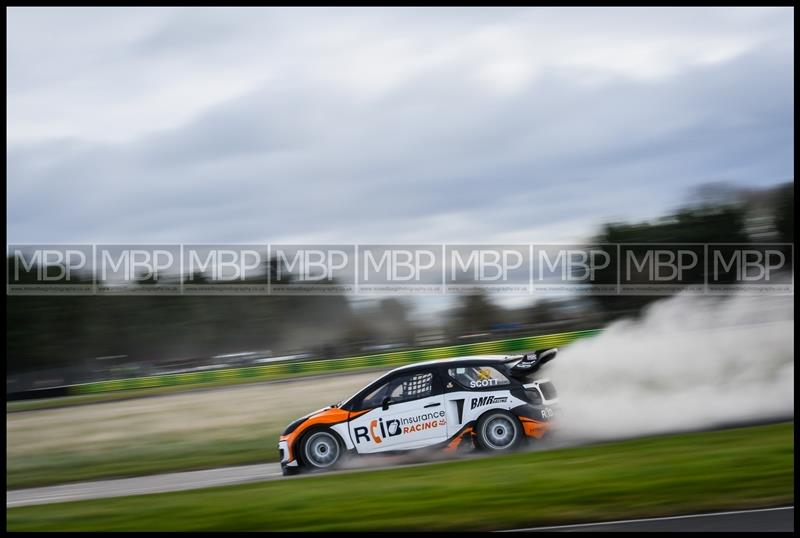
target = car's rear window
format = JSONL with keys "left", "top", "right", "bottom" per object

{"left": 526, "top": 388, "right": 542, "bottom": 404}
{"left": 539, "top": 381, "right": 558, "bottom": 400}
{"left": 448, "top": 366, "right": 510, "bottom": 389}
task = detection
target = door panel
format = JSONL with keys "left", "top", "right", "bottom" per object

{"left": 444, "top": 393, "right": 471, "bottom": 438}
{"left": 348, "top": 394, "right": 447, "bottom": 453}
{"left": 346, "top": 369, "right": 447, "bottom": 453}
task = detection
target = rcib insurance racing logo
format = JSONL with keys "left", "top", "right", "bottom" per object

{"left": 354, "top": 410, "right": 446, "bottom": 444}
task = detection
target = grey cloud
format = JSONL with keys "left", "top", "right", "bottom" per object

{"left": 6, "top": 7, "right": 794, "bottom": 246}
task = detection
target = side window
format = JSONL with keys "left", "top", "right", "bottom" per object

{"left": 359, "top": 371, "right": 435, "bottom": 409}
{"left": 389, "top": 371, "right": 434, "bottom": 404}
{"left": 360, "top": 381, "right": 392, "bottom": 409}
{"left": 448, "top": 366, "right": 510, "bottom": 389}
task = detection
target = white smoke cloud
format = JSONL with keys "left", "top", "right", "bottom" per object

{"left": 547, "top": 292, "right": 794, "bottom": 442}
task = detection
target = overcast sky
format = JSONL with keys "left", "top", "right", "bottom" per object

{"left": 6, "top": 7, "right": 794, "bottom": 246}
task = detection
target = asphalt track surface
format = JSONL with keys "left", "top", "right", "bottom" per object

{"left": 6, "top": 463, "right": 284, "bottom": 508}
{"left": 6, "top": 455, "right": 449, "bottom": 508}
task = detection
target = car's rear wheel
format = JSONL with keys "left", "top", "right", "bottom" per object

{"left": 300, "top": 429, "right": 343, "bottom": 471}
{"left": 475, "top": 411, "right": 522, "bottom": 452}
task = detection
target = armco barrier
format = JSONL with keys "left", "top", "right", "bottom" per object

{"left": 70, "top": 328, "right": 602, "bottom": 395}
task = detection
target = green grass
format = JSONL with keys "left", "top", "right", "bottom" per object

{"left": 7, "top": 422, "right": 794, "bottom": 531}
{"left": 8, "top": 372, "right": 375, "bottom": 489}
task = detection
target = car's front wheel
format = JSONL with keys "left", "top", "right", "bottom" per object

{"left": 475, "top": 410, "right": 522, "bottom": 452}
{"left": 299, "top": 429, "right": 343, "bottom": 471}
{"left": 281, "top": 465, "right": 301, "bottom": 477}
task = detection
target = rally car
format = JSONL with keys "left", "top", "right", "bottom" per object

{"left": 278, "top": 348, "right": 559, "bottom": 475}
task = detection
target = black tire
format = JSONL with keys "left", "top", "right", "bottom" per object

{"left": 475, "top": 410, "right": 522, "bottom": 452}
{"left": 298, "top": 428, "right": 344, "bottom": 472}
{"left": 281, "top": 465, "right": 302, "bottom": 477}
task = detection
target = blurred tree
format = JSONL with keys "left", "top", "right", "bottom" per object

{"left": 589, "top": 184, "right": 751, "bottom": 319}
{"left": 526, "top": 299, "right": 559, "bottom": 326}
{"left": 452, "top": 292, "right": 498, "bottom": 335}
{"left": 773, "top": 182, "right": 794, "bottom": 243}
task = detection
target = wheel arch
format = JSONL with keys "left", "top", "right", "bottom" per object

{"left": 295, "top": 424, "right": 348, "bottom": 468}
{"left": 474, "top": 408, "right": 524, "bottom": 451}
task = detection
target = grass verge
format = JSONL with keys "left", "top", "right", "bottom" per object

{"left": 7, "top": 371, "right": 377, "bottom": 490}
{"left": 6, "top": 422, "right": 793, "bottom": 531}
{"left": 6, "top": 366, "right": 384, "bottom": 413}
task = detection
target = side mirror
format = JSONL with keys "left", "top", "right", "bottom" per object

{"left": 381, "top": 396, "right": 391, "bottom": 410}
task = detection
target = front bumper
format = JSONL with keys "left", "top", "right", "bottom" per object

{"left": 278, "top": 439, "right": 300, "bottom": 469}
{"left": 278, "top": 440, "right": 290, "bottom": 464}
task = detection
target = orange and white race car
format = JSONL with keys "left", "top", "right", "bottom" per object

{"left": 278, "top": 349, "right": 559, "bottom": 475}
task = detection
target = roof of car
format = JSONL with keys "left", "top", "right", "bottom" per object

{"left": 338, "top": 354, "right": 526, "bottom": 408}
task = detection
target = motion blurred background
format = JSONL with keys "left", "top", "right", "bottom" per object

{"left": 6, "top": 180, "right": 794, "bottom": 393}
{"left": 6, "top": 7, "right": 794, "bottom": 393}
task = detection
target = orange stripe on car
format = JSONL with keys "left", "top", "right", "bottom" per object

{"left": 443, "top": 426, "right": 474, "bottom": 452}
{"left": 518, "top": 416, "right": 550, "bottom": 439}
{"left": 281, "top": 408, "right": 370, "bottom": 461}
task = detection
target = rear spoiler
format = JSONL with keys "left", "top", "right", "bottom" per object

{"left": 505, "top": 348, "right": 557, "bottom": 377}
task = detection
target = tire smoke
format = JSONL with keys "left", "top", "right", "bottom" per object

{"left": 547, "top": 293, "right": 794, "bottom": 442}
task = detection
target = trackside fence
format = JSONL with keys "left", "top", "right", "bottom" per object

{"left": 69, "top": 328, "right": 602, "bottom": 395}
